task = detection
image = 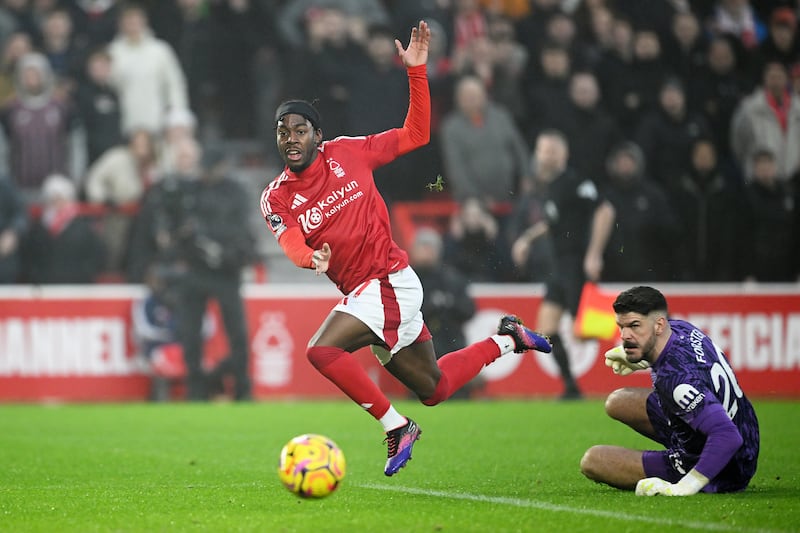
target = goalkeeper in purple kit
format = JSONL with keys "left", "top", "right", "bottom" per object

{"left": 580, "top": 286, "right": 760, "bottom": 495}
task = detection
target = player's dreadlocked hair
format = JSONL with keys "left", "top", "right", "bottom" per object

{"left": 612, "top": 286, "right": 668, "bottom": 316}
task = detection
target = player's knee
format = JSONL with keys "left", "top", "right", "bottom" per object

{"left": 419, "top": 372, "right": 446, "bottom": 406}
{"left": 414, "top": 380, "right": 438, "bottom": 404}
{"left": 306, "top": 346, "right": 345, "bottom": 370}
{"left": 306, "top": 346, "right": 320, "bottom": 367}
{"left": 580, "top": 446, "right": 604, "bottom": 481}
{"left": 604, "top": 388, "right": 628, "bottom": 421}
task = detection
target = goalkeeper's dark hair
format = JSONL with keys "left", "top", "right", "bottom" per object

{"left": 612, "top": 286, "right": 668, "bottom": 316}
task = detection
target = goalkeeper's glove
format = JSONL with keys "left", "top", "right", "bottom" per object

{"left": 635, "top": 469, "right": 709, "bottom": 496}
{"left": 604, "top": 345, "right": 650, "bottom": 376}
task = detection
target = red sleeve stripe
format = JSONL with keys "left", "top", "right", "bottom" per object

{"left": 260, "top": 171, "right": 288, "bottom": 218}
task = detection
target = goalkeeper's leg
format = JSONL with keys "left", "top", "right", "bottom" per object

{"left": 605, "top": 387, "right": 660, "bottom": 441}
{"left": 580, "top": 445, "right": 647, "bottom": 490}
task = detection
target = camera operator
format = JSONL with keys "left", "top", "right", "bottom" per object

{"left": 128, "top": 137, "right": 256, "bottom": 401}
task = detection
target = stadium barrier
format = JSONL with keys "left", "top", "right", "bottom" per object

{"left": 390, "top": 200, "right": 514, "bottom": 249}
{"left": 0, "top": 283, "right": 798, "bottom": 402}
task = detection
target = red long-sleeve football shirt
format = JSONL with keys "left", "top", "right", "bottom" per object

{"left": 260, "top": 65, "right": 431, "bottom": 294}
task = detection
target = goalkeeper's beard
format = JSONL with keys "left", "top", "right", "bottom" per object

{"left": 623, "top": 339, "right": 654, "bottom": 365}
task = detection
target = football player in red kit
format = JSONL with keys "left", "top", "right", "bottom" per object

{"left": 260, "top": 20, "right": 552, "bottom": 476}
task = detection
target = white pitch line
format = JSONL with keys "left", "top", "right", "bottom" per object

{"left": 357, "top": 483, "right": 783, "bottom": 533}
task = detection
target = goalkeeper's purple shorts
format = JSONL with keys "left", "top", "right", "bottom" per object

{"left": 641, "top": 392, "right": 754, "bottom": 493}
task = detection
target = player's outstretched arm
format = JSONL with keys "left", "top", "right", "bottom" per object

{"left": 395, "top": 21, "right": 431, "bottom": 154}
{"left": 277, "top": 226, "right": 327, "bottom": 274}
{"left": 395, "top": 20, "right": 430, "bottom": 68}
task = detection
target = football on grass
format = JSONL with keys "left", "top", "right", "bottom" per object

{"left": 278, "top": 434, "right": 346, "bottom": 498}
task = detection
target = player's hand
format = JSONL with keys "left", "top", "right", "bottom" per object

{"left": 604, "top": 346, "right": 650, "bottom": 376}
{"left": 312, "top": 243, "right": 331, "bottom": 275}
{"left": 396, "top": 20, "right": 430, "bottom": 68}
{"left": 583, "top": 250, "right": 603, "bottom": 282}
{"left": 0, "top": 229, "right": 18, "bottom": 255}
{"left": 635, "top": 477, "right": 677, "bottom": 496}
{"left": 511, "top": 237, "right": 530, "bottom": 268}
{"left": 636, "top": 470, "right": 708, "bottom": 496}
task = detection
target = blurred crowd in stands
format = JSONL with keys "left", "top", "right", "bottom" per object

{"left": 0, "top": 0, "right": 798, "bottom": 286}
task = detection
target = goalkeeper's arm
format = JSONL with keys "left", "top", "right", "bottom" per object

{"left": 636, "top": 399, "right": 743, "bottom": 496}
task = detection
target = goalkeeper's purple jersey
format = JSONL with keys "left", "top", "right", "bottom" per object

{"left": 650, "top": 319, "right": 760, "bottom": 483}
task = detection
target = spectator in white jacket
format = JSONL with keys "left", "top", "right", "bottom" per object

{"left": 730, "top": 60, "right": 800, "bottom": 181}
{"left": 84, "top": 128, "right": 156, "bottom": 206}
{"left": 84, "top": 128, "right": 156, "bottom": 271}
{"left": 109, "top": 5, "right": 188, "bottom": 135}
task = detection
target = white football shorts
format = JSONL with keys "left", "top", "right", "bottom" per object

{"left": 333, "top": 266, "right": 426, "bottom": 364}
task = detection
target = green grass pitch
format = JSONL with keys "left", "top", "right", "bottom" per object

{"left": 1, "top": 399, "right": 798, "bottom": 532}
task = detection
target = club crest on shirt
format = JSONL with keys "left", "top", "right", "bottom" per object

{"left": 327, "top": 158, "right": 346, "bottom": 178}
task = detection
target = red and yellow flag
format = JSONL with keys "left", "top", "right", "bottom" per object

{"left": 573, "top": 282, "right": 618, "bottom": 340}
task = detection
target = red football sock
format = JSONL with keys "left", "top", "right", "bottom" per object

{"left": 307, "top": 346, "right": 390, "bottom": 420}
{"left": 423, "top": 339, "right": 500, "bottom": 405}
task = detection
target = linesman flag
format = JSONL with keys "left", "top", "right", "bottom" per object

{"left": 573, "top": 282, "right": 618, "bottom": 341}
